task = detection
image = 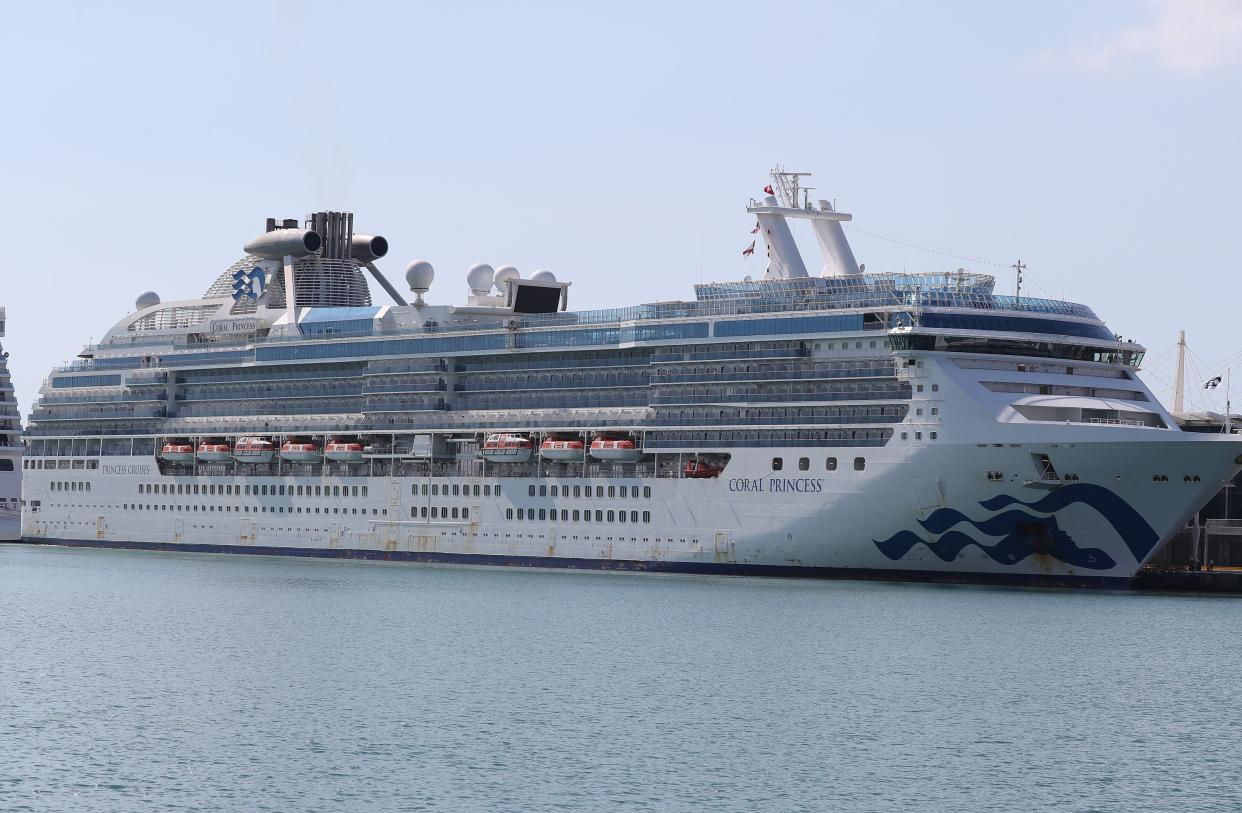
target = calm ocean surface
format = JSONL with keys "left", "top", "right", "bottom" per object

{"left": 0, "top": 544, "right": 1239, "bottom": 813}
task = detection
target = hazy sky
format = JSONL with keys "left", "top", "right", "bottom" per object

{"left": 1, "top": 0, "right": 1239, "bottom": 414}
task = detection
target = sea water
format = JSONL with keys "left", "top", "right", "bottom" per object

{"left": 1, "top": 544, "right": 1238, "bottom": 812}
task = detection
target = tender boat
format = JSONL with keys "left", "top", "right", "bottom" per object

{"left": 159, "top": 441, "right": 195, "bottom": 464}
{"left": 589, "top": 435, "right": 643, "bottom": 462}
{"left": 325, "top": 438, "right": 365, "bottom": 463}
{"left": 234, "top": 436, "right": 275, "bottom": 463}
{"left": 540, "top": 436, "right": 585, "bottom": 461}
{"left": 196, "top": 439, "right": 233, "bottom": 463}
{"left": 280, "top": 438, "right": 322, "bottom": 463}
{"left": 481, "top": 433, "right": 534, "bottom": 463}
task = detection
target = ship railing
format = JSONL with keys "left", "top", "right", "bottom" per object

{"left": 1086, "top": 418, "right": 1146, "bottom": 427}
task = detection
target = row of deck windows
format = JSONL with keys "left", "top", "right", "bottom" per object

{"left": 413, "top": 483, "right": 500, "bottom": 497}
{"left": 528, "top": 484, "right": 651, "bottom": 499}
{"left": 50, "top": 480, "right": 90, "bottom": 492}
{"left": 772, "top": 456, "right": 866, "bottom": 472}
{"left": 139, "top": 482, "right": 369, "bottom": 498}
{"left": 118, "top": 503, "right": 385, "bottom": 516}
{"left": 411, "top": 506, "right": 471, "bottom": 519}
{"left": 507, "top": 508, "right": 651, "bottom": 524}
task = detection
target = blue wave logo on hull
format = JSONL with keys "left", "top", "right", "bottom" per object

{"left": 874, "top": 483, "right": 1159, "bottom": 571}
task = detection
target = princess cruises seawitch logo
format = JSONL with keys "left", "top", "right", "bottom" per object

{"left": 231, "top": 266, "right": 266, "bottom": 301}
{"left": 873, "top": 483, "right": 1160, "bottom": 570}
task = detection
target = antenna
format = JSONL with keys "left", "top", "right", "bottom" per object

{"left": 1173, "top": 329, "right": 1186, "bottom": 414}
{"left": 1011, "top": 259, "right": 1026, "bottom": 300}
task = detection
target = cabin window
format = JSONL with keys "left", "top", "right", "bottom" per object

{"left": 608, "top": 486, "right": 616, "bottom": 498}
{"left": 528, "top": 485, "right": 536, "bottom": 496}
{"left": 854, "top": 457, "right": 866, "bottom": 471}
{"left": 596, "top": 486, "right": 604, "bottom": 498}
{"left": 619, "top": 511, "right": 627, "bottom": 523}
{"left": 930, "top": 432, "right": 938, "bottom": 439}
{"left": 452, "top": 485, "right": 459, "bottom": 496}
{"left": 584, "top": 511, "right": 592, "bottom": 523}
{"left": 573, "top": 485, "right": 581, "bottom": 497}
{"left": 595, "top": 510, "right": 603, "bottom": 522}
{"left": 452, "top": 507, "right": 459, "bottom": 519}
{"left": 917, "top": 385, "right": 924, "bottom": 392}
{"left": 495, "top": 484, "right": 501, "bottom": 497}
{"left": 607, "top": 510, "right": 615, "bottom": 522}
{"left": 772, "top": 457, "right": 783, "bottom": 471}
{"left": 538, "top": 509, "right": 546, "bottom": 520}
{"left": 798, "top": 457, "right": 809, "bottom": 471}
{"left": 484, "top": 485, "right": 491, "bottom": 496}
{"left": 643, "top": 486, "right": 651, "bottom": 498}
{"left": 352, "top": 486, "right": 359, "bottom": 497}
{"left": 472, "top": 485, "right": 479, "bottom": 496}
{"left": 506, "top": 508, "right": 513, "bottom": 519}
{"left": 573, "top": 510, "right": 580, "bottom": 521}
{"left": 932, "top": 384, "right": 939, "bottom": 391}
{"left": 433, "top": 484, "right": 440, "bottom": 495}
{"left": 540, "top": 485, "right": 547, "bottom": 497}
{"left": 643, "top": 511, "right": 651, "bottom": 523}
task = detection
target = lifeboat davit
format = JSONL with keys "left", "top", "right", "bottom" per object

{"left": 325, "top": 438, "right": 365, "bottom": 463}
{"left": 160, "top": 440, "right": 195, "bottom": 464}
{"left": 540, "top": 437, "right": 585, "bottom": 461}
{"left": 196, "top": 439, "right": 232, "bottom": 463}
{"left": 234, "top": 436, "right": 275, "bottom": 463}
{"left": 481, "top": 433, "right": 534, "bottom": 463}
{"left": 589, "top": 435, "right": 643, "bottom": 462}
{"left": 281, "top": 438, "right": 322, "bottom": 463}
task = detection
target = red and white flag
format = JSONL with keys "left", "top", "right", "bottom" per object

{"left": 763, "top": 184, "right": 774, "bottom": 195}
{"left": 751, "top": 222, "right": 760, "bottom": 233}
{"left": 742, "top": 240, "right": 756, "bottom": 256}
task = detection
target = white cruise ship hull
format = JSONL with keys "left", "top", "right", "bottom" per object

{"left": 20, "top": 435, "right": 1239, "bottom": 587}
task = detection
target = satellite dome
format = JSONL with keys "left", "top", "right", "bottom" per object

{"left": 135, "top": 291, "right": 160, "bottom": 310}
{"left": 466, "top": 263, "right": 495, "bottom": 294}
{"left": 493, "top": 265, "right": 519, "bottom": 291}
{"left": 530, "top": 269, "right": 557, "bottom": 283}
{"left": 405, "top": 260, "right": 435, "bottom": 293}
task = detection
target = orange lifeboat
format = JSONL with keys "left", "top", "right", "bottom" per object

{"left": 540, "top": 436, "right": 585, "bottom": 462}
{"left": 481, "top": 433, "right": 534, "bottom": 463}
{"left": 589, "top": 435, "right": 643, "bottom": 463}
{"left": 196, "top": 439, "right": 232, "bottom": 463}
{"left": 234, "top": 436, "right": 275, "bottom": 464}
{"left": 159, "top": 440, "right": 194, "bottom": 464}
{"left": 280, "top": 438, "right": 322, "bottom": 463}
{"left": 325, "top": 438, "right": 365, "bottom": 463}
{"left": 684, "top": 458, "right": 725, "bottom": 479}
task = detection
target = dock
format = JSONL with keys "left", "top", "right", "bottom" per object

{"left": 1132, "top": 565, "right": 1242, "bottom": 594}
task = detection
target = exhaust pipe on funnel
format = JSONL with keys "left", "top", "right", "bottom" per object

{"left": 244, "top": 229, "right": 322, "bottom": 259}
{"left": 350, "top": 234, "right": 389, "bottom": 264}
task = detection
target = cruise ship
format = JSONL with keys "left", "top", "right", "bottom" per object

{"left": 0, "top": 308, "right": 22, "bottom": 540}
{"left": 18, "top": 170, "right": 1242, "bottom": 586}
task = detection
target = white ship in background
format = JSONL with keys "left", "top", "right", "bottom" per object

{"left": 16, "top": 169, "right": 1242, "bottom": 587}
{"left": 0, "top": 308, "right": 22, "bottom": 540}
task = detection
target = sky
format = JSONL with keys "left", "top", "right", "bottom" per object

{"left": 1, "top": 0, "right": 1239, "bottom": 415}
